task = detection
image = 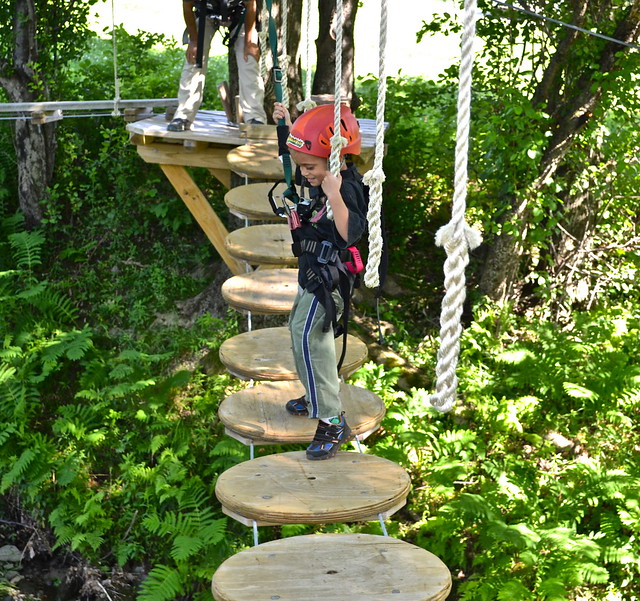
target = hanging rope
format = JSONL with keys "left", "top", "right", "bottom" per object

{"left": 110, "top": 0, "right": 121, "bottom": 116}
{"left": 258, "top": 2, "right": 270, "bottom": 80}
{"left": 327, "top": 0, "right": 348, "bottom": 221}
{"left": 362, "top": 0, "right": 388, "bottom": 289}
{"left": 279, "top": 0, "right": 291, "bottom": 109}
{"left": 296, "top": 0, "right": 317, "bottom": 112}
{"left": 429, "top": 0, "right": 483, "bottom": 413}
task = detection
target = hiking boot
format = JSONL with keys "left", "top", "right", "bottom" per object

{"left": 286, "top": 396, "right": 309, "bottom": 416}
{"left": 167, "top": 118, "right": 191, "bottom": 132}
{"left": 306, "top": 415, "right": 352, "bottom": 460}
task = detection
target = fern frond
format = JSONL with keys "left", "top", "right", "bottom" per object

{"left": 0, "top": 447, "right": 35, "bottom": 492}
{"left": 8, "top": 230, "right": 45, "bottom": 275}
{"left": 137, "top": 564, "right": 185, "bottom": 601}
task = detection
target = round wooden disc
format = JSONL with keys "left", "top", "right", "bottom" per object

{"left": 215, "top": 451, "right": 411, "bottom": 525}
{"left": 221, "top": 269, "right": 299, "bottom": 314}
{"left": 218, "top": 381, "right": 385, "bottom": 444}
{"left": 212, "top": 533, "right": 452, "bottom": 601}
{"left": 224, "top": 182, "right": 290, "bottom": 221}
{"left": 219, "top": 326, "right": 368, "bottom": 380}
{"left": 225, "top": 224, "right": 297, "bottom": 266}
{"left": 226, "top": 142, "right": 284, "bottom": 180}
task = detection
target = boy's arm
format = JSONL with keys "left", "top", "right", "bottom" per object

{"left": 322, "top": 173, "right": 350, "bottom": 242}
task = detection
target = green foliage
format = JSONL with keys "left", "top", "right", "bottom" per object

{"left": 358, "top": 303, "right": 640, "bottom": 600}
{"left": 0, "top": 215, "right": 250, "bottom": 598}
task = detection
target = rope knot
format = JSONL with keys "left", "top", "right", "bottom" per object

{"left": 435, "top": 221, "right": 482, "bottom": 255}
{"left": 330, "top": 133, "right": 348, "bottom": 152}
{"left": 362, "top": 168, "right": 386, "bottom": 187}
{"left": 296, "top": 98, "right": 317, "bottom": 112}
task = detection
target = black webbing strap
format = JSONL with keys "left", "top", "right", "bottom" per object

{"left": 196, "top": 0, "right": 207, "bottom": 68}
{"left": 264, "top": 0, "right": 293, "bottom": 188}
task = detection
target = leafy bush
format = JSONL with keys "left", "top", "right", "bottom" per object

{"left": 358, "top": 303, "right": 640, "bottom": 600}
{"left": 0, "top": 215, "right": 251, "bottom": 599}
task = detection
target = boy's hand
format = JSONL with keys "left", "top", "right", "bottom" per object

{"left": 272, "top": 102, "right": 292, "bottom": 126}
{"left": 321, "top": 172, "right": 342, "bottom": 198}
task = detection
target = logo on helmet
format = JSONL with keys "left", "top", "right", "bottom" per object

{"left": 286, "top": 133, "right": 305, "bottom": 149}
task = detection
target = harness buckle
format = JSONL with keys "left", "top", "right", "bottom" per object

{"left": 272, "top": 67, "right": 283, "bottom": 83}
{"left": 317, "top": 240, "right": 334, "bottom": 264}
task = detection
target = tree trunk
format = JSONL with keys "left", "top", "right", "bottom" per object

{"left": 479, "top": 0, "right": 640, "bottom": 302}
{"left": 312, "top": 0, "right": 358, "bottom": 107}
{"left": 0, "top": 0, "right": 56, "bottom": 227}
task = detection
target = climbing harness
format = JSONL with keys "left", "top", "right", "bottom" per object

{"left": 195, "top": 0, "right": 247, "bottom": 67}
{"left": 429, "top": 0, "right": 483, "bottom": 413}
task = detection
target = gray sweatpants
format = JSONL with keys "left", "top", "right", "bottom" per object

{"left": 289, "top": 287, "right": 344, "bottom": 419}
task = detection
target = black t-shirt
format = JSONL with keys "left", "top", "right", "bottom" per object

{"left": 297, "top": 163, "right": 367, "bottom": 282}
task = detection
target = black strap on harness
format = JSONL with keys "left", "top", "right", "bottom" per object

{"left": 195, "top": 0, "right": 247, "bottom": 67}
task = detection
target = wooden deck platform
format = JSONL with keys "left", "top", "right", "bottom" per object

{"left": 215, "top": 451, "right": 411, "bottom": 526}
{"left": 212, "top": 533, "right": 452, "bottom": 601}
{"left": 219, "top": 380, "right": 385, "bottom": 445}
{"left": 218, "top": 326, "right": 368, "bottom": 380}
{"left": 127, "top": 110, "right": 381, "bottom": 274}
{"left": 221, "top": 268, "right": 299, "bottom": 314}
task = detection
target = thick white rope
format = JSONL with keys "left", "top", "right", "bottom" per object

{"left": 258, "top": 2, "right": 270, "bottom": 80}
{"left": 279, "top": 0, "right": 291, "bottom": 109}
{"left": 429, "top": 0, "right": 483, "bottom": 413}
{"left": 327, "top": 0, "right": 347, "bottom": 221}
{"left": 296, "top": 0, "right": 317, "bottom": 112}
{"left": 111, "top": 0, "right": 121, "bottom": 116}
{"left": 362, "top": 0, "right": 388, "bottom": 289}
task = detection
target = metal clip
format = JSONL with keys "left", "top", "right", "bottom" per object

{"left": 272, "top": 67, "right": 283, "bottom": 83}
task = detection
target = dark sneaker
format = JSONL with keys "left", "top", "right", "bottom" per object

{"left": 286, "top": 396, "right": 309, "bottom": 416}
{"left": 167, "top": 118, "right": 191, "bottom": 132}
{"left": 306, "top": 415, "right": 352, "bottom": 460}
{"left": 245, "top": 118, "right": 264, "bottom": 125}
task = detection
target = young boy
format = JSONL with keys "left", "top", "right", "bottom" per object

{"left": 272, "top": 102, "right": 367, "bottom": 460}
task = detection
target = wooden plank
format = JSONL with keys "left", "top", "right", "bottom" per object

{"left": 221, "top": 268, "right": 298, "bottom": 314}
{"left": 224, "top": 181, "right": 289, "bottom": 221}
{"left": 226, "top": 142, "right": 285, "bottom": 180}
{"left": 212, "top": 533, "right": 452, "bottom": 601}
{"left": 224, "top": 224, "right": 297, "bottom": 266}
{"left": 137, "top": 141, "right": 231, "bottom": 170}
{"left": 159, "top": 165, "right": 245, "bottom": 276}
{"left": 206, "top": 168, "right": 232, "bottom": 189}
{"left": 218, "top": 381, "right": 385, "bottom": 444}
{"left": 218, "top": 326, "right": 368, "bottom": 380}
{"left": 215, "top": 451, "right": 411, "bottom": 525}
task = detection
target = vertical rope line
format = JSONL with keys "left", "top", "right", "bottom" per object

{"left": 429, "top": 0, "right": 483, "bottom": 413}
{"left": 362, "top": 0, "right": 388, "bottom": 289}
{"left": 111, "top": 0, "right": 121, "bottom": 116}
{"left": 296, "top": 0, "right": 317, "bottom": 111}
{"left": 327, "top": 0, "right": 346, "bottom": 220}
{"left": 258, "top": 2, "right": 270, "bottom": 79}
{"left": 279, "top": 0, "right": 290, "bottom": 108}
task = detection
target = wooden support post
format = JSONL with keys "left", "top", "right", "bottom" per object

{"left": 159, "top": 164, "right": 245, "bottom": 276}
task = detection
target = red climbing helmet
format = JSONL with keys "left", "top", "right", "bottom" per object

{"left": 286, "top": 104, "right": 361, "bottom": 158}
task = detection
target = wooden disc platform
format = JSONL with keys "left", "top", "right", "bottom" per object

{"left": 219, "top": 326, "right": 368, "bottom": 380}
{"left": 219, "top": 381, "right": 385, "bottom": 444}
{"left": 212, "top": 533, "right": 452, "bottom": 601}
{"left": 215, "top": 451, "right": 411, "bottom": 526}
{"left": 225, "top": 182, "right": 290, "bottom": 221}
{"left": 227, "top": 142, "right": 285, "bottom": 180}
{"left": 225, "top": 224, "right": 297, "bottom": 267}
{"left": 221, "top": 269, "right": 299, "bottom": 314}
